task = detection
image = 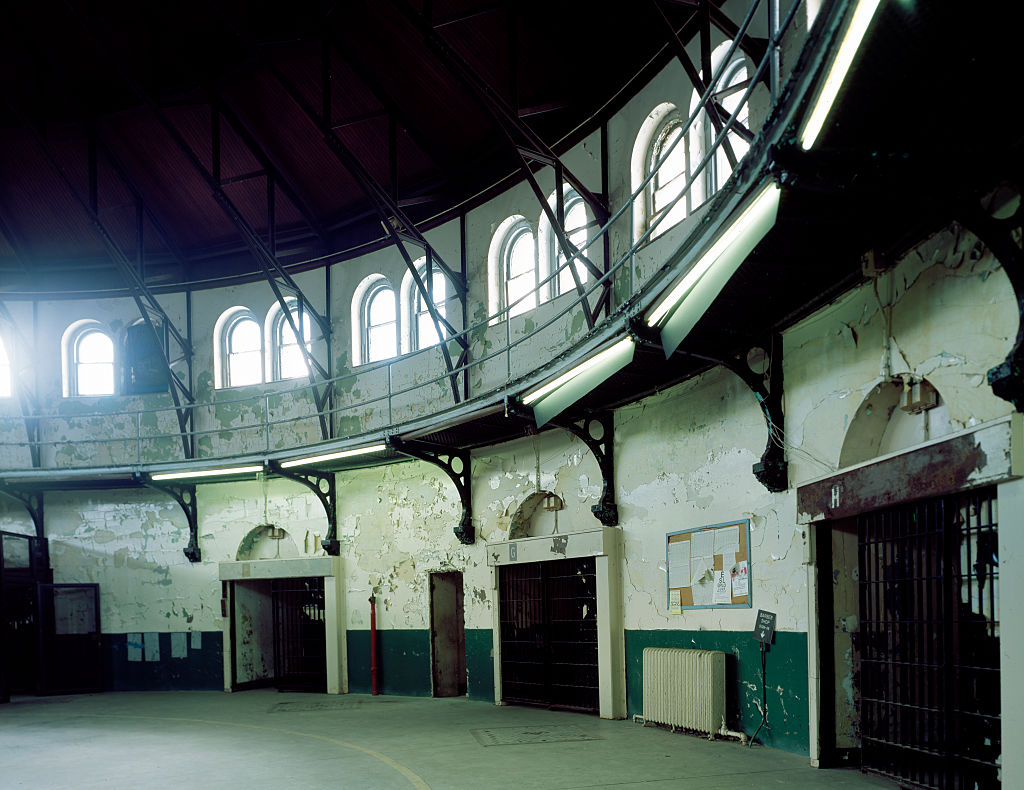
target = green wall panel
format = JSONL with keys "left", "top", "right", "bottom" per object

{"left": 625, "top": 630, "right": 809, "bottom": 754}
{"left": 103, "top": 632, "right": 222, "bottom": 692}
{"left": 347, "top": 630, "right": 431, "bottom": 696}
{"left": 465, "top": 628, "right": 494, "bottom": 702}
{"left": 346, "top": 628, "right": 494, "bottom": 700}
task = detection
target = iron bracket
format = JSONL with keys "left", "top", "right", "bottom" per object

{"left": 549, "top": 412, "right": 618, "bottom": 527}
{"left": 959, "top": 203, "right": 1024, "bottom": 411}
{"left": 141, "top": 479, "right": 200, "bottom": 562}
{"left": 0, "top": 487, "right": 45, "bottom": 540}
{"left": 269, "top": 464, "right": 339, "bottom": 556}
{"left": 387, "top": 437, "right": 473, "bottom": 544}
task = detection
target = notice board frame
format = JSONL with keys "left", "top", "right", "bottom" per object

{"left": 665, "top": 518, "right": 752, "bottom": 611}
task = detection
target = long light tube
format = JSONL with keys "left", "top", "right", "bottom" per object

{"left": 799, "top": 0, "right": 882, "bottom": 150}
{"left": 522, "top": 336, "right": 635, "bottom": 406}
{"left": 151, "top": 465, "right": 263, "bottom": 481}
{"left": 280, "top": 443, "right": 387, "bottom": 468}
{"left": 647, "top": 182, "right": 781, "bottom": 328}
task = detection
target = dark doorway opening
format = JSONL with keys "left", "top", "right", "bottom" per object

{"left": 499, "top": 556, "right": 598, "bottom": 713}
{"left": 856, "top": 489, "right": 1000, "bottom": 789}
{"left": 430, "top": 571, "right": 466, "bottom": 697}
{"left": 37, "top": 583, "right": 103, "bottom": 695}
{"left": 271, "top": 577, "right": 326, "bottom": 692}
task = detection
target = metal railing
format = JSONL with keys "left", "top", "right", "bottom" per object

{"left": 0, "top": 0, "right": 812, "bottom": 473}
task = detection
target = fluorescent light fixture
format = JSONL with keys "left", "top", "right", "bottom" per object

{"left": 151, "top": 465, "right": 263, "bottom": 481}
{"left": 523, "top": 336, "right": 636, "bottom": 426}
{"left": 647, "top": 182, "right": 781, "bottom": 329}
{"left": 279, "top": 443, "right": 387, "bottom": 468}
{"left": 799, "top": 0, "right": 883, "bottom": 150}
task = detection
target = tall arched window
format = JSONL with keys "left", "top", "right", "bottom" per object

{"left": 62, "top": 321, "right": 115, "bottom": 397}
{"left": 363, "top": 278, "right": 398, "bottom": 364}
{"left": 500, "top": 218, "right": 538, "bottom": 318}
{"left": 214, "top": 307, "right": 263, "bottom": 388}
{"left": 543, "top": 190, "right": 593, "bottom": 297}
{"left": 0, "top": 334, "right": 11, "bottom": 398}
{"left": 402, "top": 259, "right": 454, "bottom": 352}
{"left": 267, "top": 299, "right": 312, "bottom": 381}
{"left": 688, "top": 43, "right": 750, "bottom": 203}
{"left": 631, "top": 102, "right": 688, "bottom": 241}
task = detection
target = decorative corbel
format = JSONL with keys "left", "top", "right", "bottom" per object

{"left": 269, "top": 464, "right": 339, "bottom": 555}
{"left": 548, "top": 412, "right": 619, "bottom": 526}
{"left": 386, "top": 437, "right": 473, "bottom": 545}
{"left": 141, "top": 478, "right": 200, "bottom": 562}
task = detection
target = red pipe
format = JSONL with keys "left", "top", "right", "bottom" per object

{"left": 369, "top": 594, "right": 379, "bottom": 695}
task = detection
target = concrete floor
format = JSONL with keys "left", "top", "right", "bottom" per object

{"left": 0, "top": 690, "right": 895, "bottom": 789}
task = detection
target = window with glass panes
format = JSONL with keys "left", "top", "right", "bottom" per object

{"left": 649, "top": 116, "right": 689, "bottom": 237}
{"left": 554, "top": 195, "right": 591, "bottom": 296}
{"left": 75, "top": 329, "right": 115, "bottom": 396}
{"left": 503, "top": 222, "right": 537, "bottom": 317}
{"left": 227, "top": 316, "right": 263, "bottom": 387}
{"left": 0, "top": 335, "right": 10, "bottom": 397}
{"left": 364, "top": 281, "right": 397, "bottom": 363}
{"left": 276, "top": 306, "right": 312, "bottom": 380}
{"left": 414, "top": 269, "right": 449, "bottom": 350}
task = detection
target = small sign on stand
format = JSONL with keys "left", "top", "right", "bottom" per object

{"left": 753, "top": 609, "right": 776, "bottom": 643}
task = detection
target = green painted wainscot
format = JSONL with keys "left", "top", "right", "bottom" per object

{"left": 104, "top": 631, "right": 223, "bottom": 691}
{"left": 347, "top": 629, "right": 494, "bottom": 701}
{"left": 625, "top": 630, "right": 809, "bottom": 754}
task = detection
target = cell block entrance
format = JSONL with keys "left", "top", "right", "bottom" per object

{"left": 858, "top": 489, "right": 1000, "bottom": 789}
{"left": 499, "top": 556, "right": 599, "bottom": 713}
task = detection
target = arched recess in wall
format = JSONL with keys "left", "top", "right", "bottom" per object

{"left": 839, "top": 377, "right": 954, "bottom": 468}
{"left": 507, "top": 489, "right": 566, "bottom": 539}
{"left": 235, "top": 524, "right": 301, "bottom": 561}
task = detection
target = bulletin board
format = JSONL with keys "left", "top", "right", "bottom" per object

{"left": 665, "top": 519, "right": 751, "bottom": 611}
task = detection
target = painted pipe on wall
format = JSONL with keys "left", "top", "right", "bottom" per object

{"left": 369, "top": 594, "right": 379, "bottom": 695}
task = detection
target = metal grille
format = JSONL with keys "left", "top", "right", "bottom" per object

{"left": 271, "top": 577, "right": 326, "bottom": 692}
{"left": 859, "top": 489, "right": 1000, "bottom": 789}
{"left": 499, "top": 557, "right": 599, "bottom": 712}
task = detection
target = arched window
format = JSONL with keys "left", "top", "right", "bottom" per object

{"left": 62, "top": 320, "right": 115, "bottom": 397}
{"left": 402, "top": 259, "right": 455, "bottom": 352}
{"left": 496, "top": 218, "right": 537, "bottom": 319}
{"left": 688, "top": 43, "right": 750, "bottom": 204}
{"left": 267, "top": 299, "right": 312, "bottom": 381}
{"left": 541, "top": 189, "right": 594, "bottom": 297}
{"left": 0, "top": 334, "right": 11, "bottom": 398}
{"left": 631, "top": 102, "right": 688, "bottom": 241}
{"left": 214, "top": 307, "right": 263, "bottom": 389}
{"left": 361, "top": 277, "right": 398, "bottom": 364}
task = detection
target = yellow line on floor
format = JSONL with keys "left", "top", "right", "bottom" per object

{"left": 41, "top": 712, "right": 432, "bottom": 790}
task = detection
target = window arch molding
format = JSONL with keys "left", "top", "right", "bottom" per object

{"left": 537, "top": 186, "right": 594, "bottom": 300}
{"left": 214, "top": 306, "right": 263, "bottom": 389}
{"left": 631, "top": 101, "right": 684, "bottom": 241}
{"left": 61, "top": 319, "right": 116, "bottom": 397}
{"left": 352, "top": 274, "right": 398, "bottom": 366}
{"left": 265, "top": 297, "right": 313, "bottom": 381}
{"left": 487, "top": 214, "right": 538, "bottom": 322}
{"left": 400, "top": 258, "right": 457, "bottom": 354}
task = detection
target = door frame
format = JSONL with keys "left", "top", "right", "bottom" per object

{"left": 218, "top": 557, "right": 345, "bottom": 694}
{"left": 429, "top": 571, "right": 466, "bottom": 697}
{"left": 486, "top": 527, "right": 625, "bottom": 719}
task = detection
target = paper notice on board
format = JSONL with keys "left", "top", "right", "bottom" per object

{"left": 690, "top": 554, "right": 713, "bottom": 586}
{"left": 668, "top": 588, "right": 682, "bottom": 611}
{"left": 691, "top": 577, "right": 713, "bottom": 605}
{"left": 712, "top": 569, "right": 731, "bottom": 604}
{"left": 714, "top": 524, "right": 740, "bottom": 556}
{"left": 668, "top": 539, "right": 691, "bottom": 589}
{"left": 732, "top": 560, "right": 749, "bottom": 597}
{"left": 691, "top": 530, "right": 714, "bottom": 558}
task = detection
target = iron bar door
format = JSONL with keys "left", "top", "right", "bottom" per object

{"left": 36, "top": 583, "right": 102, "bottom": 695}
{"left": 858, "top": 489, "right": 1000, "bottom": 789}
{"left": 499, "top": 556, "right": 599, "bottom": 712}
{"left": 271, "top": 577, "right": 326, "bottom": 692}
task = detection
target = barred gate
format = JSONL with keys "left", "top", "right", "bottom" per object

{"left": 271, "top": 577, "right": 326, "bottom": 692}
{"left": 858, "top": 489, "right": 1000, "bottom": 789}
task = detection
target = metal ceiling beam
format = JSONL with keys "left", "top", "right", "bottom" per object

{"left": 660, "top": 0, "right": 769, "bottom": 67}
{"left": 394, "top": 0, "right": 611, "bottom": 332}
{"left": 268, "top": 59, "right": 470, "bottom": 405}
{"left": 66, "top": 3, "right": 335, "bottom": 442}
{"left": 8, "top": 102, "right": 197, "bottom": 460}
